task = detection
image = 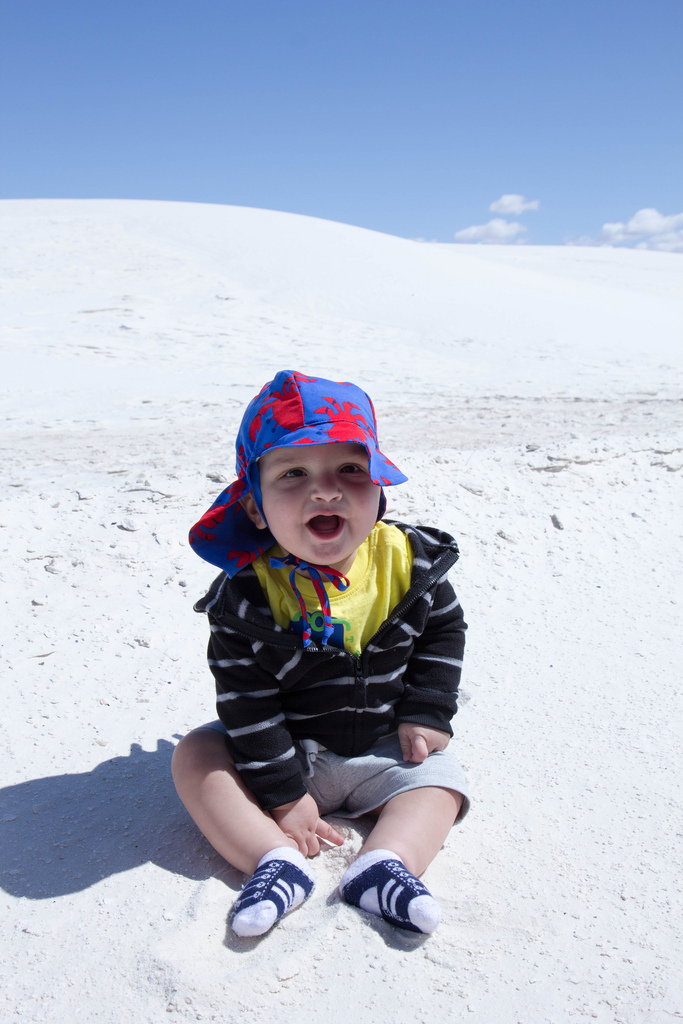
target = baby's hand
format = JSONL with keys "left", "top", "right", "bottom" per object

{"left": 271, "top": 793, "right": 345, "bottom": 858}
{"left": 398, "top": 722, "right": 450, "bottom": 764}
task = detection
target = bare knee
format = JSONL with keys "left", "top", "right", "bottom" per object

{"left": 171, "top": 728, "right": 234, "bottom": 787}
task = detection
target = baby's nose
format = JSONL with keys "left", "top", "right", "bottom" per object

{"left": 312, "top": 473, "right": 342, "bottom": 499}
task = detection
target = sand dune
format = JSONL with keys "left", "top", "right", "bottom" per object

{"left": 1, "top": 200, "right": 682, "bottom": 1023}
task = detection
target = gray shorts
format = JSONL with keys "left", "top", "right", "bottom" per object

{"left": 199, "top": 722, "right": 470, "bottom": 823}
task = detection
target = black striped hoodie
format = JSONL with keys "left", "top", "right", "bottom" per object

{"left": 194, "top": 522, "right": 466, "bottom": 809}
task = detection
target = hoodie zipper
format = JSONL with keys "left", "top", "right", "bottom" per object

{"left": 360, "top": 549, "right": 458, "bottom": 652}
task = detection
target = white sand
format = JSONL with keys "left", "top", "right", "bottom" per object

{"left": 1, "top": 199, "right": 682, "bottom": 1023}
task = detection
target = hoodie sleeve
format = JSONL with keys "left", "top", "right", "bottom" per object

{"left": 394, "top": 578, "right": 467, "bottom": 734}
{"left": 206, "top": 619, "right": 308, "bottom": 809}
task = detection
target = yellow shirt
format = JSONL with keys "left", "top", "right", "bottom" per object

{"left": 253, "top": 522, "right": 413, "bottom": 655}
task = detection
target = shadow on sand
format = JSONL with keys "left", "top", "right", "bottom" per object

{"left": 0, "top": 738, "right": 242, "bottom": 900}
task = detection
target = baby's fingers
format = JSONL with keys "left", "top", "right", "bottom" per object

{"left": 410, "top": 734, "right": 429, "bottom": 763}
{"left": 315, "top": 818, "right": 345, "bottom": 847}
{"left": 283, "top": 830, "right": 315, "bottom": 858}
{"left": 305, "top": 833, "right": 321, "bottom": 858}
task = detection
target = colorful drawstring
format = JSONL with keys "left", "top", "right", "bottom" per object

{"left": 269, "top": 554, "right": 350, "bottom": 647}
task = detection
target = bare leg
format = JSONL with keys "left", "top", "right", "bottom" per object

{"left": 171, "top": 728, "right": 297, "bottom": 875}
{"left": 362, "top": 786, "right": 463, "bottom": 876}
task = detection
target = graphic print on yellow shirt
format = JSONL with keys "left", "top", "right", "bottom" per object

{"left": 252, "top": 522, "right": 413, "bottom": 656}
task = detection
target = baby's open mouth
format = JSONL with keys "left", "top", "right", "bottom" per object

{"left": 307, "top": 514, "right": 342, "bottom": 536}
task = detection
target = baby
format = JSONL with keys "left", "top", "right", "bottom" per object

{"left": 172, "top": 371, "right": 470, "bottom": 936}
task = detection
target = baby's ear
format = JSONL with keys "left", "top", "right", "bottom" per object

{"left": 239, "top": 492, "right": 268, "bottom": 530}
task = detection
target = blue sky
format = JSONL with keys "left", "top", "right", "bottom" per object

{"left": 1, "top": 0, "right": 681, "bottom": 247}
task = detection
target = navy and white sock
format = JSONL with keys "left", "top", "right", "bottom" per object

{"left": 232, "top": 847, "right": 315, "bottom": 937}
{"left": 339, "top": 849, "right": 441, "bottom": 934}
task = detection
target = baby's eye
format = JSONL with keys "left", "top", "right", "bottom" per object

{"left": 339, "top": 463, "right": 364, "bottom": 474}
{"left": 282, "top": 467, "right": 305, "bottom": 478}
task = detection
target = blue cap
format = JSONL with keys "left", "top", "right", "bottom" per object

{"left": 189, "top": 370, "right": 407, "bottom": 576}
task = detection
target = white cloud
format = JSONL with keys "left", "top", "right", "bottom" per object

{"left": 574, "top": 208, "right": 683, "bottom": 253}
{"left": 454, "top": 218, "right": 527, "bottom": 244}
{"left": 489, "top": 193, "right": 540, "bottom": 216}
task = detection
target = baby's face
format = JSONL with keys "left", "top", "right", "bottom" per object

{"left": 244, "top": 442, "right": 381, "bottom": 574}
